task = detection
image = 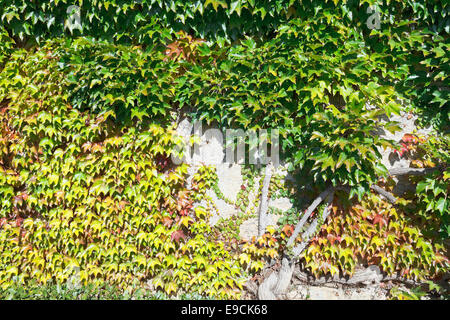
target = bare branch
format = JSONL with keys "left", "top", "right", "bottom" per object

{"left": 258, "top": 163, "right": 273, "bottom": 237}
{"left": 286, "top": 186, "right": 334, "bottom": 248}
{"left": 388, "top": 167, "right": 442, "bottom": 176}
{"left": 294, "top": 267, "right": 423, "bottom": 287}
{"left": 258, "top": 191, "right": 336, "bottom": 299}
{"left": 337, "top": 184, "right": 396, "bottom": 204}
{"left": 370, "top": 185, "right": 397, "bottom": 203}
{"left": 258, "top": 271, "right": 278, "bottom": 300}
{"left": 273, "top": 256, "right": 295, "bottom": 296}
{"left": 292, "top": 191, "right": 334, "bottom": 256}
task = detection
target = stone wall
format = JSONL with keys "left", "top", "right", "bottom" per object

{"left": 175, "top": 118, "right": 293, "bottom": 241}
{"left": 176, "top": 111, "right": 434, "bottom": 242}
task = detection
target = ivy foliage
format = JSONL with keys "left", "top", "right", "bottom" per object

{"left": 0, "top": 280, "right": 165, "bottom": 300}
{"left": 0, "top": 0, "right": 448, "bottom": 298}
{"left": 0, "top": 26, "right": 14, "bottom": 66}
{"left": 0, "top": 0, "right": 447, "bottom": 158}
{"left": 0, "top": 43, "right": 244, "bottom": 298}
{"left": 1, "top": 1, "right": 448, "bottom": 133}
{"left": 409, "top": 135, "right": 449, "bottom": 239}
{"left": 303, "top": 194, "right": 449, "bottom": 280}
{"left": 0, "top": 0, "right": 303, "bottom": 43}
{"left": 60, "top": 37, "right": 180, "bottom": 120}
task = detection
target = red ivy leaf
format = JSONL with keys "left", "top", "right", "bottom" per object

{"left": 162, "top": 217, "right": 173, "bottom": 227}
{"left": 373, "top": 214, "right": 388, "bottom": 227}
{"left": 282, "top": 224, "right": 294, "bottom": 237}
{"left": 327, "top": 234, "right": 336, "bottom": 244}
{"left": 171, "top": 230, "right": 186, "bottom": 243}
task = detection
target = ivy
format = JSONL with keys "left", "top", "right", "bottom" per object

{"left": 0, "top": 0, "right": 448, "bottom": 298}
{"left": 0, "top": 43, "right": 244, "bottom": 298}
{"left": 302, "top": 194, "right": 449, "bottom": 280}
